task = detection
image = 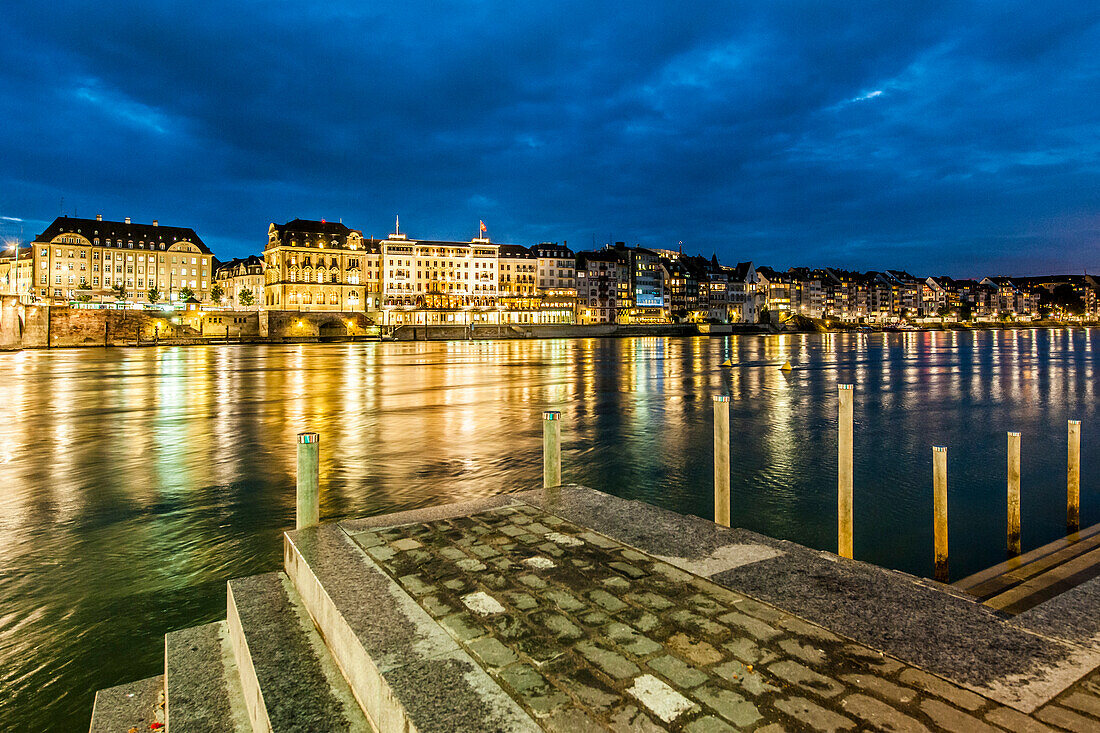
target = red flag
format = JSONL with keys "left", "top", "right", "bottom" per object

{"left": 479, "top": 220, "right": 487, "bottom": 233}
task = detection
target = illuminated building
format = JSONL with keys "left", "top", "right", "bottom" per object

{"left": 532, "top": 242, "right": 575, "bottom": 291}
{"left": 31, "top": 215, "right": 214, "bottom": 303}
{"left": 497, "top": 244, "right": 539, "bottom": 323}
{"left": 380, "top": 227, "right": 500, "bottom": 325}
{"left": 0, "top": 246, "right": 34, "bottom": 301}
{"left": 575, "top": 251, "right": 626, "bottom": 324}
{"left": 263, "top": 219, "right": 377, "bottom": 312}
{"left": 215, "top": 255, "right": 265, "bottom": 309}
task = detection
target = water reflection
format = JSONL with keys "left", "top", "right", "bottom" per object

{"left": 0, "top": 334, "right": 1096, "bottom": 730}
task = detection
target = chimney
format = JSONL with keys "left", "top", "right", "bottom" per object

{"left": 125, "top": 217, "right": 131, "bottom": 224}
{"left": 153, "top": 220, "right": 159, "bottom": 227}
{"left": 96, "top": 214, "right": 102, "bottom": 221}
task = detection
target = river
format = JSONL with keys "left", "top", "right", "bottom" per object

{"left": 0, "top": 331, "right": 1096, "bottom": 730}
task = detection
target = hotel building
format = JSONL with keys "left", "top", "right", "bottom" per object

{"left": 263, "top": 219, "right": 542, "bottom": 325}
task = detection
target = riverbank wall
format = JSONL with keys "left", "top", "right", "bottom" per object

{"left": 0, "top": 299, "right": 387, "bottom": 349}
{"left": 2, "top": 296, "right": 1095, "bottom": 351}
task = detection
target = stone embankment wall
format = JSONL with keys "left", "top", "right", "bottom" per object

{"left": 0, "top": 299, "right": 272, "bottom": 349}
{"left": 0, "top": 300, "right": 773, "bottom": 350}
{"left": 259, "top": 310, "right": 375, "bottom": 339}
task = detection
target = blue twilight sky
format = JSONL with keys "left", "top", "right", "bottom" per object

{"left": 0, "top": 2, "right": 1097, "bottom": 276}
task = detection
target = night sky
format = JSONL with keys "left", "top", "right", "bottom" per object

{"left": 1, "top": 2, "right": 1097, "bottom": 276}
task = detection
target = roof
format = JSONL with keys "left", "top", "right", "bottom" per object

{"left": 35, "top": 216, "right": 211, "bottom": 254}
{"left": 532, "top": 242, "right": 574, "bottom": 258}
{"left": 215, "top": 254, "right": 264, "bottom": 277}
{"left": 575, "top": 250, "right": 625, "bottom": 267}
{"left": 272, "top": 219, "right": 359, "bottom": 237}
{"left": 497, "top": 244, "right": 534, "bottom": 259}
{"left": 727, "top": 261, "right": 755, "bottom": 281}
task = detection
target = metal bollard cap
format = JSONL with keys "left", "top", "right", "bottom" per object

{"left": 543, "top": 411, "right": 561, "bottom": 421}
{"left": 297, "top": 432, "right": 320, "bottom": 444}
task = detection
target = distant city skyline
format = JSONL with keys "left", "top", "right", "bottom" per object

{"left": 1, "top": 3, "right": 1097, "bottom": 276}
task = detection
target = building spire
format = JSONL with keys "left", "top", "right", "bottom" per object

{"left": 395, "top": 214, "right": 400, "bottom": 236}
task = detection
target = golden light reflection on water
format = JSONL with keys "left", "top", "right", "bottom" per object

{"left": 0, "top": 333, "right": 1097, "bottom": 730}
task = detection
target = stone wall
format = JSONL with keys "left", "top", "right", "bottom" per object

{"left": 260, "top": 310, "right": 377, "bottom": 340}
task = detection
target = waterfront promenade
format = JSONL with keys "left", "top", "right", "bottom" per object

{"left": 93, "top": 486, "right": 1100, "bottom": 731}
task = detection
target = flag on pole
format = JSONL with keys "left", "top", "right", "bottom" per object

{"left": 479, "top": 220, "right": 487, "bottom": 233}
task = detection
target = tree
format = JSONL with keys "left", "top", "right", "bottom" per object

{"left": 210, "top": 283, "right": 224, "bottom": 303}
{"left": 179, "top": 286, "right": 195, "bottom": 301}
{"left": 239, "top": 288, "right": 255, "bottom": 307}
{"left": 112, "top": 282, "right": 127, "bottom": 300}
{"left": 147, "top": 287, "right": 161, "bottom": 304}
{"left": 1039, "top": 283, "right": 1085, "bottom": 318}
{"left": 758, "top": 306, "right": 771, "bottom": 325}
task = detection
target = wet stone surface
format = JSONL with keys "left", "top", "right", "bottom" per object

{"left": 349, "top": 504, "right": 1100, "bottom": 731}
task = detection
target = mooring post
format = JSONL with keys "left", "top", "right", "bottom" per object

{"left": 543, "top": 411, "right": 561, "bottom": 489}
{"left": 296, "top": 432, "right": 320, "bottom": 530}
{"left": 933, "top": 446, "right": 949, "bottom": 582}
{"left": 838, "top": 384, "right": 854, "bottom": 559}
{"left": 1007, "top": 431, "right": 1021, "bottom": 555}
{"left": 713, "top": 395, "right": 731, "bottom": 527}
{"left": 1069, "top": 419, "right": 1081, "bottom": 533}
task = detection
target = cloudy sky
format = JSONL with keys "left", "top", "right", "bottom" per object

{"left": 1, "top": 1, "right": 1097, "bottom": 276}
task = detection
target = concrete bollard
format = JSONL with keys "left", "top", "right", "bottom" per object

{"left": 838, "top": 384, "right": 854, "bottom": 559}
{"left": 1069, "top": 420, "right": 1081, "bottom": 533}
{"left": 713, "top": 396, "right": 731, "bottom": 527}
{"left": 1007, "top": 432, "right": 1021, "bottom": 555}
{"left": 296, "top": 432, "right": 320, "bottom": 530}
{"left": 543, "top": 411, "right": 561, "bottom": 489}
{"left": 933, "top": 446, "right": 949, "bottom": 582}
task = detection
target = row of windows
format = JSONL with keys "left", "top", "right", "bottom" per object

{"left": 43, "top": 274, "right": 206, "bottom": 287}
{"left": 42, "top": 247, "right": 205, "bottom": 266}
{"left": 54, "top": 235, "right": 195, "bottom": 250}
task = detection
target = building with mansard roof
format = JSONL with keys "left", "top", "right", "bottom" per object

{"left": 32, "top": 214, "right": 213, "bottom": 303}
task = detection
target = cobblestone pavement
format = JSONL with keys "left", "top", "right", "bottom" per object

{"left": 349, "top": 504, "right": 1100, "bottom": 731}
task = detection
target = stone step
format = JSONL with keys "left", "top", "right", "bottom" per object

{"left": 88, "top": 674, "right": 163, "bottom": 733}
{"left": 164, "top": 621, "right": 250, "bottom": 732}
{"left": 283, "top": 523, "right": 535, "bottom": 732}
{"left": 227, "top": 571, "right": 372, "bottom": 732}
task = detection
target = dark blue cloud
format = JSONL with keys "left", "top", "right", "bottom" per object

{"left": 0, "top": 1, "right": 1097, "bottom": 275}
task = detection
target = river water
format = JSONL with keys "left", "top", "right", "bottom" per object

{"left": 0, "top": 331, "right": 1096, "bottom": 730}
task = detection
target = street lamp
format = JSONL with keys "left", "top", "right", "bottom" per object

{"left": 5, "top": 239, "right": 19, "bottom": 303}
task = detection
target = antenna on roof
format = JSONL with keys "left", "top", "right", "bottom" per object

{"left": 395, "top": 214, "right": 400, "bottom": 236}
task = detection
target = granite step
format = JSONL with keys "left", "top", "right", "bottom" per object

{"left": 164, "top": 621, "right": 250, "bottom": 732}
{"left": 227, "top": 571, "right": 372, "bottom": 732}
{"left": 283, "top": 523, "right": 535, "bottom": 732}
{"left": 88, "top": 674, "right": 164, "bottom": 733}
